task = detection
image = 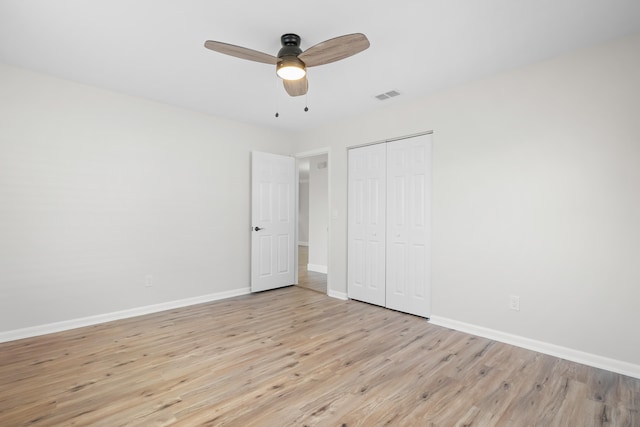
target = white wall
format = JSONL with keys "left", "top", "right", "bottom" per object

{"left": 0, "top": 64, "right": 293, "bottom": 333}
{"left": 294, "top": 34, "right": 640, "bottom": 369}
{"left": 2, "top": 32, "right": 639, "bottom": 375}
{"left": 308, "top": 154, "right": 328, "bottom": 272}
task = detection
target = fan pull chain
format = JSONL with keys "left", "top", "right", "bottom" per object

{"left": 304, "top": 90, "right": 309, "bottom": 112}
{"left": 274, "top": 76, "right": 280, "bottom": 118}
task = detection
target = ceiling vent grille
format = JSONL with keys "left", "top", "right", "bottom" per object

{"left": 375, "top": 90, "right": 401, "bottom": 100}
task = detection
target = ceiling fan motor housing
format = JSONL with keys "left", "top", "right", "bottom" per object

{"left": 278, "top": 34, "right": 303, "bottom": 58}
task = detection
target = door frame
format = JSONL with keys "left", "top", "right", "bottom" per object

{"left": 294, "top": 147, "right": 331, "bottom": 294}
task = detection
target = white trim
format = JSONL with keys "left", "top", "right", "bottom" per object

{"left": 295, "top": 147, "right": 331, "bottom": 159}
{"left": 347, "top": 130, "right": 434, "bottom": 150}
{"left": 0, "top": 288, "right": 251, "bottom": 343}
{"left": 307, "top": 263, "right": 328, "bottom": 274}
{"left": 298, "top": 241, "right": 309, "bottom": 246}
{"left": 429, "top": 315, "right": 640, "bottom": 380}
{"left": 328, "top": 290, "right": 348, "bottom": 300}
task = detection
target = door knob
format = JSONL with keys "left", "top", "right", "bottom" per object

{"left": 254, "top": 226, "right": 264, "bottom": 231}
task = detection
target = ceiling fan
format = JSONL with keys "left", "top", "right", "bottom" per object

{"left": 204, "top": 33, "right": 370, "bottom": 97}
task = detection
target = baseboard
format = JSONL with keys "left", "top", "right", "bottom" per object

{"left": 328, "top": 289, "right": 348, "bottom": 300}
{"left": 429, "top": 315, "right": 640, "bottom": 380}
{"left": 298, "top": 241, "right": 308, "bottom": 246}
{"left": 0, "top": 287, "right": 251, "bottom": 344}
{"left": 307, "top": 263, "right": 328, "bottom": 274}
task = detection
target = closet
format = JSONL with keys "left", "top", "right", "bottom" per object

{"left": 347, "top": 133, "right": 432, "bottom": 318}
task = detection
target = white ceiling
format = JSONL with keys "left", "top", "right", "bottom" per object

{"left": 1, "top": 1, "right": 640, "bottom": 133}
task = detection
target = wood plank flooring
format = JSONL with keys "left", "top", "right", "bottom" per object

{"left": 1, "top": 286, "right": 638, "bottom": 426}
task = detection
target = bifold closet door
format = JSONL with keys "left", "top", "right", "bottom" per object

{"left": 385, "top": 134, "right": 432, "bottom": 317}
{"left": 347, "top": 143, "right": 386, "bottom": 307}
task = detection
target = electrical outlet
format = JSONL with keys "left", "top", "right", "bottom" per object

{"left": 145, "top": 274, "right": 153, "bottom": 287}
{"left": 509, "top": 295, "right": 520, "bottom": 311}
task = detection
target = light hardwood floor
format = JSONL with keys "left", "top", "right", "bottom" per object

{"left": 296, "top": 245, "right": 327, "bottom": 294}
{"left": 1, "top": 286, "right": 638, "bottom": 426}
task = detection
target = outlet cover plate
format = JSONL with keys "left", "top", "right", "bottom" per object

{"left": 509, "top": 295, "right": 520, "bottom": 311}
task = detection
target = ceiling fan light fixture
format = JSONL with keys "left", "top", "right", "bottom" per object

{"left": 276, "top": 56, "right": 306, "bottom": 80}
{"left": 204, "top": 32, "right": 369, "bottom": 97}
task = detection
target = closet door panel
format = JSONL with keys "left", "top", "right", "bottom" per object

{"left": 348, "top": 144, "right": 386, "bottom": 307}
{"left": 386, "top": 134, "right": 432, "bottom": 317}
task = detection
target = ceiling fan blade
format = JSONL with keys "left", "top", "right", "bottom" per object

{"left": 204, "top": 40, "right": 278, "bottom": 65}
{"left": 299, "top": 33, "right": 370, "bottom": 67}
{"left": 283, "top": 76, "right": 309, "bottom": 97}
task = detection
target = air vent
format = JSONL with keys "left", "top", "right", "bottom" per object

{"left": 375, "top": 90, "right": 401, "bottom": 101}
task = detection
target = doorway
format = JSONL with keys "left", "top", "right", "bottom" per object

{"left": 296, "top": 151, "right": 329, "bottom": 294}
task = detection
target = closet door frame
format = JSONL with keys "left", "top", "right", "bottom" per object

{"left": 347, "top": 131, "right": 432, "bottom": 317}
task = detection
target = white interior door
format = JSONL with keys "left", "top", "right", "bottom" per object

{"left": 386, "top": 134, "right": 432, "bottom": 317}
{"left": 251, "top": 151, "right": 296, "bottom": 292}
{"left": 347, "top": 143, "right": 386, "bottom": 306}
